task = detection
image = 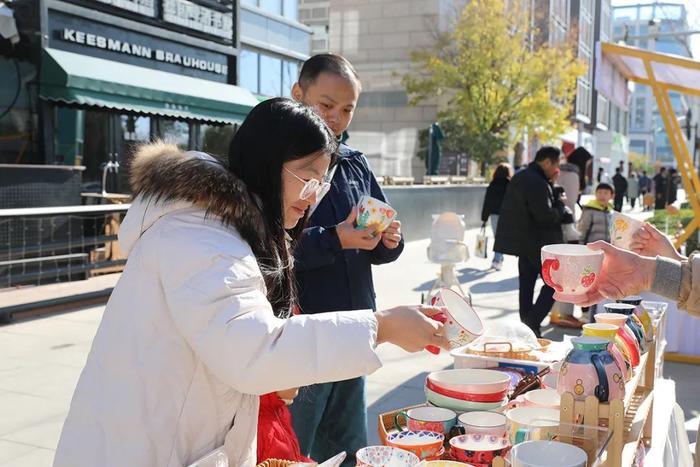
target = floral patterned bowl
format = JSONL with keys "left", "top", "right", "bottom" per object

{"left": 356, "top": 446, "right": 420, "bottom": 467}
{"left": 385, "top": 430, "right": 444, "bottom": 460}
{"left": 449, "top": 434, "right": 510, "bottom": 465}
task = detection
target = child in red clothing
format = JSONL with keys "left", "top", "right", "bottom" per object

{"left": 257, "top": 389, "right": 313, "bottom": 464}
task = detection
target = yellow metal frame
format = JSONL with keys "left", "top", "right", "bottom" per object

{"left": 601, "top": 42, "right": 700, "bottom": 247}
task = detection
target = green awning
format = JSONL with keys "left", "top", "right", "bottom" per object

{"left": 40, "top": 48, "right": 259, "bottom": 124}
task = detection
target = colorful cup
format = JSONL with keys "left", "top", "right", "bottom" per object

{"left": 603, "top": 303, "right": 647, "bottom": 353}
{"left": 540, "top": 244, "right": 603, "bottom": 304}
{"left": 449, "top": 434, "right": 510, "bottom": 465}
{"left": 458, "top": 411, "right": 507, "bottom": 437}
{"left": 385, "top": 430, "right": 445, "bottom": 460}
{"left": 610, "top": 211, "right": 644, "bottom": 251}
{"left": 355, "top": 195, "right": 396, "bottom": 234}
{"left": 394, "top": 406, "right": 457, "bottom": 436}
{"left": 595, "top": 312, "right": 641, "bottom": 367}
{"left": 510, "top": 440, "right": 587, "bottom": 467}
{"left": 582, "top": 323, "right": 631, "bottom": 381}
{"left": 618, "top": 296, "right": 653, "bottom": 339}
{"left": 429, "top": 288, "right": 484, "bottom": 351}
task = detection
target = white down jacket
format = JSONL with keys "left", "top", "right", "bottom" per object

{"left": 53, "top": 144, "right": 382, "bottom": 467}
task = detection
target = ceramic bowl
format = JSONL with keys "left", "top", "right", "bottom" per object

{"left": 505, "top": 407, "right": 560, "bottom": 445}
{"left": 540, "top": 244, "right": 603, "bottom": 304}
{"left": 458, "top": 411, "right": 507, "bottom": 437}
{"left": 356, "top": 195, "right": 396, "bottom": 234}
{"left": 510, "top": 440, "right": 587, "bottom": 467}
{"left": 427, "top": 369, "right": 511, "bottom": 395}
{"left": 522, "top": 389, "right": 560, "bottom": 409}
{"left": 426, "top": 387, "right": 508, "bottom": 413}
{"left": 356, "top": 446, "right": 420, "bottom": 467}
{"left": 430, "top": 288, "right": 484, "bottom": 349}
{"left": 449, "top": 434, "right": 510, "bottom": 465}
{"left": 422, "top": 461, "right": 474, "bottom": 467}
{"left": 425, "top": 378, "right": 508, "bottom": 403}
{"left": 385, "top": 430, "right": 444, "bottom": 460}
{"left": 610, "top": 211, "right": 644, "bottom": 250}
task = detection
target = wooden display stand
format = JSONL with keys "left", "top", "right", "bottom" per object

{"left": 492, "top": 335, "right": 658, "bottom": 467}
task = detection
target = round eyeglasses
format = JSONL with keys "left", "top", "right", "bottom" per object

{"left": 284, "top": 167, "right": 332, "bottom": 200}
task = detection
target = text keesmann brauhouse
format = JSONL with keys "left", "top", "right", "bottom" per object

{"left": 60, "top": 28, "right": 228, "bottom": 75}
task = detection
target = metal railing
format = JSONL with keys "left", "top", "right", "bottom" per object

{"left": 0, "top": 204, "right": 130, "bottom": 288}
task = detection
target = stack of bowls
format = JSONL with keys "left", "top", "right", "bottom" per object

{"left": 425, "top": 369, "right": 510, "bottom": 413}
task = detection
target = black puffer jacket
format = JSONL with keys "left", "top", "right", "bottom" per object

{"left": 494, "top": 162, "right": 566, "bottom": 265}
{"left": 481, "top": 177, "right": 509, "bottom": 222}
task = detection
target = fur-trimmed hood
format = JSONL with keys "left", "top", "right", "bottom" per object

{"left": 119, "top": 142, "right": 264, "bottom": 255}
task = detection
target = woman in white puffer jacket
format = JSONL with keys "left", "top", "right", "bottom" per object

{"left": 53, "top": 99, "right": 447, "bottom": 467}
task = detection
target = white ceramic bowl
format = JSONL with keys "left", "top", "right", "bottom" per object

{"left": 432, "top": 288, "right": 484, "bottom": 349}
{"left": 356, "top": 446, "right": 420, "bottom": 467}
{"left": 427, "top": 369, "right": 511, "bottom": 394}
{"left": 458, "top": 411, "right": 507, "bottom": 437}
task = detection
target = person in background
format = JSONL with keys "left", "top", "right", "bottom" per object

{"left": 597, "top": 167, "right": 604, "bottom": 184}
{"left": 495, "top": 146, "right": 569, "bottom": 338}
{"left": 577, "top": 182, "right": 614, "bottom": 321}
{"left": 288, "top": 54, "right": 404, "bottom": 467}
{"left": 627, "top": 172, "right": 639, "bottom": 210}
{"left": 481, "top": 163, "right": 512, "bottom": 270}
{"left": 638, "top": 170, "right": 652, "bottom": 211}
{"left": 667, "top": 168, "right": 679, "bottom": 206}
{"left": 612, "top": 167, "right": 627, "bottom": 212}
{"left": 558, "top": 156, "right": 580, "bottom": 217}
{"left": 653, "top": 167, "right": 668, "bottom": 210}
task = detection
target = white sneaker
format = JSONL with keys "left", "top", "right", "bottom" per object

{"left": 492, "top": 261, "right": 502, "bottom": 271}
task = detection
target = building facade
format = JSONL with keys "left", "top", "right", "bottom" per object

{"left": 613, "top": 2, "right": 692, "bottom": 167}
{"left": 298, "top": 0, "right": 329, "bottom": 54}
{"left": 238, "top": 0, "right": 311, "bottom": 97}
{"left": 1, "top": 0, "right": 262, "bottom": 196}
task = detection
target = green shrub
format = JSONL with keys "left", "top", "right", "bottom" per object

{"left": 648, "top": 209, "right": 698, "bottom": 254}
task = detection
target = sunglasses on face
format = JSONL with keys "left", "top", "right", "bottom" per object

{"left": 284, "top": 166, "right": 332, "bottom": 200}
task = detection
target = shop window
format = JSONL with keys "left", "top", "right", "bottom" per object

{"left": 259, "top": 0, "right": 282, "bottom": 16}
{"left": 260, "top": 54, "right": 282, "bottom": 97}
{"left": 120, "top": 115, "right": 151, "bottom": 142}
{"left": 199, "top": 124, "right": 237, "bottom": 158}
{"left": 239, "top": 49, "right": 260, "bottom": 93}
{"left": 0, "top": 58, "right": 37, "bottom": 164}
{"left": 282, "top": 60, "right": 299, "bottom": 97}
{"left": 160, "top": 120, "right": 190, "bottom": 149}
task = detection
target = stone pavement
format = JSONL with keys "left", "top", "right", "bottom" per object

{"left": 0, "top": 218, "right": 698, "bottom": 465}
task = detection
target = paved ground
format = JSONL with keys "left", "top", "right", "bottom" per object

{"left": 0, "top": 205, "right": 699, "bottom": 465}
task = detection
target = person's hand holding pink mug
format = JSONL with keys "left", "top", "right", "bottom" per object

{"left": 577, "top": 241, "right": 657, "bottom": 306}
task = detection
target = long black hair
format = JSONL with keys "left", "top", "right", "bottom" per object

{"left": 228, "top": 98, "right": 337, "bottom": 317}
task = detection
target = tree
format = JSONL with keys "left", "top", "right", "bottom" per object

{"left": 403, "top": 0, "right": 586, "bottom": 174}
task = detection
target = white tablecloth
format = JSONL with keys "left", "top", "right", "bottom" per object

{"left": 641, "top": 292, "right": 700, "bottom": 356}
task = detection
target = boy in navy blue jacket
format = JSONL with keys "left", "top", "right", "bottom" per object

{"left": 288, "top": 54, "right": 404, "bottom": 466}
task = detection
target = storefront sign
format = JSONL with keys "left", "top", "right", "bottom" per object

{"left": 49, "top": 11, "right": 230, "bottom": 82}
{"left": 163, "top": 0, "right": 233, "bottom": 40}
{"left": 92, "top": 0, "right": 156, "bottom": 17}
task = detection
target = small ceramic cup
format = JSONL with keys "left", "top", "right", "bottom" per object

{"left": 510, "top": 440, "right": 587, "bottom": 467}
{"left": 458, "top": 411, "right": 507, "bottom": 437}
{"left": 385, "top": 430, "right": 445, "bottom": 460}
{"left": 394, "top": 406, "right": 457, "bottom": 436}
{"left": 355, "top": 195, "right": 396, "bottom": 234}
{"left": 595, "top": 312, "right": 641, "bottom": 367}
{"left": 522, "top": 389, "right": 561, "bottom": 409}
{"left": 540, "top": 244, "right": 604, "bottom": 304}
{"left": 610, "top": 211, "right": 644, "bottom": 250}
{"left": 449, "top": 434, "right": 511, "bottom": 465}
{"left": 429, "top": 288, "right": 484, "bottom": 350}
{"left": 505, "top": 407, "right": 560, "bottom": 445}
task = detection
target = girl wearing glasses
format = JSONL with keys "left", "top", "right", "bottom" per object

{"left": 53, "top": 98, "right": 447, "bottom": 467}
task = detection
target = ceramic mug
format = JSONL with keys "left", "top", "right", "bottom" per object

{"left": 617, "top": 295, "right": 653, "bottom": 339}
{"left": 510, "top": 440, "right": 587, "bottom": 467}
{"left": 385, "top": 430, "right": 444, "bottom": 460}
{"left": 594, "top": 312, "right": 641, "bottom": 367}
{"left": 458, "top": 411, "right": 507, "bottom": 437}
{"left": 355, "top": 195, "right": 396, "bottom": 234}
{"left": 522, "top": 389, "right": 561, "bottom": 409}
{"left": 603, "top": 303, "right": 648, "bottom": 353}
{"left": 428, "top": 288, "right": 484, "bottom": 352}
{"left": 557, "top": 336, "right": 626, "bottom": 403}
{"left": 540, "top": 244, "right": 603, "bottom": 304}
{"left": 582, "top": 323, "right": 631, "bottom": 381}
{"left": 610, "top": 211, "right": 644, "bottom": 250}
{"left": 505, "top": 407, "right": 560, "bottom": 445}
{"left": 449, "top": 434, "right": 510, "bottom": 465}
{"left": 394, "top": 406, "right": 457, "bottom": 436}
